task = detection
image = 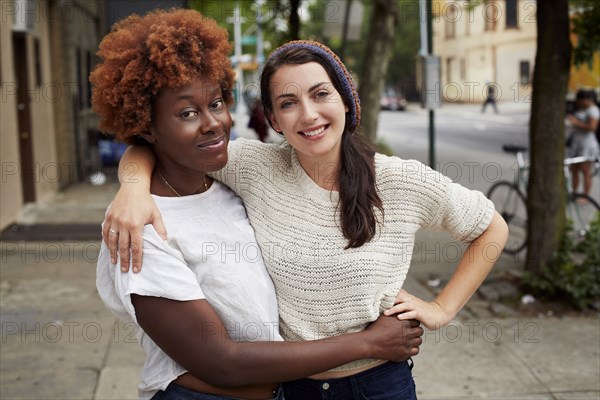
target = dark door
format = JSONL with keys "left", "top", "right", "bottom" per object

{"left": 13, "top": 34, "right": 36, "bottom": 203}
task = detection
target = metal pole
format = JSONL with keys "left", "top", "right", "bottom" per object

{"left": 426, "top": 0, "right": 435, "bottom": 169}
{"left": 256, "top": 0, "right": 264, "bottom": 66}
{"left": 339, "top": 0, "right": 353, "bottom": 61}
{"left": 419, "top": 0, "right": 428, "bottom": 55}
{"left": 234, "top": 1, "right": 247, "bottom": 115}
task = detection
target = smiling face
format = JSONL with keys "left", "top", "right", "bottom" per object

{"left": 268, "top": 62, "right": 349, "bottom": 166}
{"left": 142, "top": 77, "right": 232, "bottom": 182}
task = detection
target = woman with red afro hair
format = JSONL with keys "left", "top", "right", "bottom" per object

{"left": 93, "top": 8, "right": 422, "bottom": 400}
{"left": 90, "top": 8, "right": 235, "bottom": 144}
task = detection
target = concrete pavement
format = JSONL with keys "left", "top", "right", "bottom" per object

{"left": 2, "top": 232, "right": 598, "bottom": 400}
{"left": 1, "top": 105, "right": 599, "bottom": 400}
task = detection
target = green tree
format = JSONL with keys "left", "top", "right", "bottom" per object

{"left": 387, "top": 0, "right": 421, "bottom": 95}
{"left": 189, "top": 0, "right": 303, "bottom": 52}
{"left": 570, "top": 0, "right": 600, "bottom": 66}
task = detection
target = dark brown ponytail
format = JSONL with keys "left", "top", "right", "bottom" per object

{"left": 338, "top": 131, "right": 383, "bottom": 248}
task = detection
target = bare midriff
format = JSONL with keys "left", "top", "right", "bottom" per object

{"left": 173, "top": 373, "right": 278, "bottom": 400}
{"left": 308, "top": 359, "right": 387, "bottom": 380}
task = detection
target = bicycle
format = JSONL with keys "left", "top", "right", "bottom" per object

{"left": 486, "top": 144, "right": 600, "bottom": 254}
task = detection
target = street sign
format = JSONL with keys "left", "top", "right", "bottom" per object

{"left": 242, "top": 35, "right": 257, "bottom": 46}
{"left": 417, "top": 55, "right": 442, "bottom": 110}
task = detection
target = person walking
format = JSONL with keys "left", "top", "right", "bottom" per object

{"left": 481, "top": 82, "right": 499, "bottom": 114}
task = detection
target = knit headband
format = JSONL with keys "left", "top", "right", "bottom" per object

{"left": 269, "top": 40, "right": 361, "bottom": 131}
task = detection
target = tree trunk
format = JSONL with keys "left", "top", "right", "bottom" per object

{"left": 357, "top": 0, "right": 397, "bottom": 144}
{"left": 289, "top": 0, "right": 301, "bottom": 40}
{"left": 526, "top": 0, "right": 571, "bottom": 273}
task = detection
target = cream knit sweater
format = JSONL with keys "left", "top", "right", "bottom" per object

{"left": 213, "top": 138, "right": 495, "bottom": 371}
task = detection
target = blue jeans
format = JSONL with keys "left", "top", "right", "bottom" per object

{"left": 282, "top": 361, "right": 417, "bottom": 400}
{"left": 152, "top": 383, "right": 285, "bottom": 400}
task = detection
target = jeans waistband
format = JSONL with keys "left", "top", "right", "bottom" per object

{"left": 288, "top": 360, "right": 412, "bottom": 388}
{"left": 156, "top": 382, "right": 284, "bottom": 400}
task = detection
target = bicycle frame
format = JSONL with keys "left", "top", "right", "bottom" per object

{"left": 487, "top": 146, "right": 600, "bottom": 254}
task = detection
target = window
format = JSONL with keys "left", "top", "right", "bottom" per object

{"left": 464, "top": 0, "right": 478, "bottom": 36}
{"left": 34, "top": 38, "right": 42, "bottom": 87}
{"left": 445, "top": 5, "right": 457, "bottom": 39}
{"left": 76, "top": 48, "right": 83, "bottom": 110}
{"left": 506, "top": 0, "right": 518, "bottom": 28}
{"left": 86, "top": 51, "right": 93, "bottom": 108}
{"left": 519, "top": 61, "right": 530, "bottom": 85}
{"left": 484, "top": 1, "right": 498, "bottom": 32}
{"left": 446, "top": 57, "right": 453, "bottom": 85}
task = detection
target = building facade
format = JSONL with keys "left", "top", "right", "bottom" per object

{"left": 0, "top": 0, "right": 104, "bottom": 231}
{"left": 432, "top": 0, "right": 537, "bottom": 103}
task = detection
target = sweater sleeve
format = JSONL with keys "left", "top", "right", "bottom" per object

{"left": 430, "top": 178, "right": 495, "bottom": 243}
{"left": 378, "top": 155, "right": 495, "bottom": 243}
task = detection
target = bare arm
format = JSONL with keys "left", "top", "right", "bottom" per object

{"left": 385, "top": 211, "right": 509, "bottom": 329}
{"left": 567, "top": 114, "right": 599, "bottom": 132}
{"left": 132, "top": 295, "right": 423, "bottom": 388}
{"left": 102, "top": 145, "right": 159, "bottom": 272}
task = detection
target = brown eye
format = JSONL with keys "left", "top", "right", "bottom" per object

{"left": 211, "top": 99, "right": 224, "bottom": 111}
{"left": 180, "top": 110, "right": 198, "bottom": 119}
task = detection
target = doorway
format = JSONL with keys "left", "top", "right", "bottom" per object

{"left": 12, "top": 33, "right": 36, "bottom": 203}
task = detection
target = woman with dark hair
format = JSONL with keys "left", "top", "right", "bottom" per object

{"left": 103, "top": 40, "right": 508, "bottom": 400}
{"left": 92, "top": 14, "right": 423, "bottom": 400}
{"left": 566, "top": 89, "right": 600, "bottom": 197}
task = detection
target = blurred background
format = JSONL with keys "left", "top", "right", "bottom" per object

{"left": 1, "top": 0, "right": 598, "bottom": 231}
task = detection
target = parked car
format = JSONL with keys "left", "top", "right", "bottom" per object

{"left": 380, "top": 88, "right": 407, "bottom": 111}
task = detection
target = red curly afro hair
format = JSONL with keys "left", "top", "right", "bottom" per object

{"left": 90, "top": 8, "right": 234, "bottom": 144}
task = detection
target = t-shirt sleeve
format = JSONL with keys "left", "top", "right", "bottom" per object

{"left": 96, "top": 225, "right": 205, "bottom": 324}
{"left": 588, "top": 105, "right": 600, "bottom": 120}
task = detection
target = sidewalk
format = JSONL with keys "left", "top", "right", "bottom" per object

{"left": 1, "top": 114, "right": 599, "bottom": 399}
{"left": 2, "top": 229, "right": 598, "bottom": 400}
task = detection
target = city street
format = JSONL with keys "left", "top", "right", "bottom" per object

{"left": 1, "top": 103, "right": 599, "bottom": 400}
{"left": 377, "top": 102, "right": 599, "bottom": 201}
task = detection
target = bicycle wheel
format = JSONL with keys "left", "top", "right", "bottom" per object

{"left": 487, "top": 181, "right": 528, "bottom": 254}
{"left": 567, "top": 193, "right": 600, "bottom": 237}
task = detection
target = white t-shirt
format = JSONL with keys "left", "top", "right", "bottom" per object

{"left": 96, "top": 181, "right": 282, "bottom": 400}
{"left": 573, "top": 104, "right": 600, "bottom": 136}
{"left": 570, "top": 104, "right": 600, "bottom": 159}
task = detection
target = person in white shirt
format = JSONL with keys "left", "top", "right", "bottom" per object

{"left": 91, "top": 10, "right": 423, "bottom": 400}
{"left": 102, "top": 40, "right": 509, "bottom": 399}
{"left": 567, "top": 90, "right": 600, "bottom": 197}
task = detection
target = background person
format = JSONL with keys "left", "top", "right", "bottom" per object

{"left": 481, "top": 82, "right": 499, "bottom": 114}
{"left": 248, "top": 99, "right": 269, "bottom": 142}
{"left": 566, "top": 89, "right": 600, "bottom": 197}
